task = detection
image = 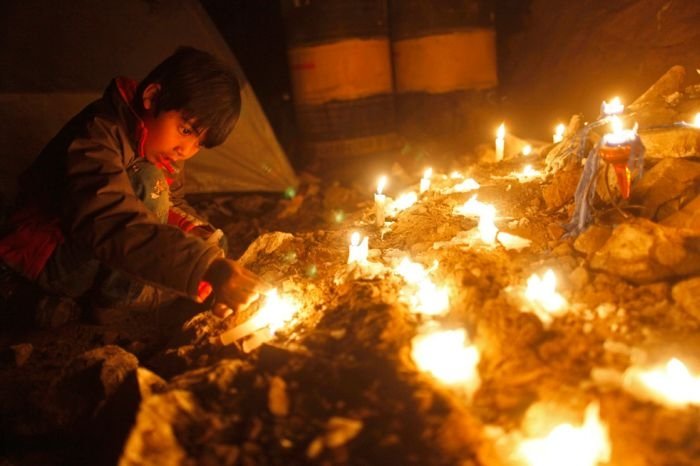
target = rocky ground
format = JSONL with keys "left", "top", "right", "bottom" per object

{"left": 2, "top": 69, "right": 700, "bottom": 466}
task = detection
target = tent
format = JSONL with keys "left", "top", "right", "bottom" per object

{"left": 0, "top": 0, "right": 298, "bottom": 200}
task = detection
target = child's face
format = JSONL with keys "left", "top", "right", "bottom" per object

{"left": 139, "top": 83, "right": 207, "bottom": 169}
{"left": 141, "top": 110, "right": 206, "bottom": 168}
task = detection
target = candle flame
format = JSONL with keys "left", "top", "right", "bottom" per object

{"left": 348, "top": 232, "right": 369, "bottom": 265}
{"left": 377, "top": 175, "right": 387, "bottom": 195}
{"left": 553, "top": 123, "right": 566, "bottom": 143}
{"left": 448, "top": 178, "right": 481, "bottom": 193}
{"left": 389, "top": 191, "right": 418, "bottom": 215}
{"left": 395, "top": 258, "right": 449, "bottom": 315}
{"left": 524, "top": 269, "right": 568, "bottom": 324}
{"left": 423, "top": 167, "right": 433, "bottom": 179}
{"left": 602, "top": 96, "right": 624, "bottom": 116}
{"left": 514, "top": 165, "right": 543, "bottom": 183}
{"left": 253, "top": 289, "right": 299, "bottom": 333}
{"left": 411, "top": 328, "right": 480, "bottom": 390}
{"left": 692, "top": 112, "right": 700, "bottom": 128}
{"left": 603, "top": 116, "right": 638, "bottom": 146}
{"left": 497, "top": 122, "right": 506, "bottom": 139}
{"left": 522, "top": 145, "right": 532, "bottom": 156}
{"left": 478, "top": 204, "right": 498, "bottom": 244}
{"left": 453, "top": 194, "right": 491, "bottom": 217}
{"left": 449, "top": 171, "right": 464, "bottom": 179}
{"left": 623, "top": 357, "right": 700, "bottom": 407}
{"left": 516, "top": 402, "right": 611, "bottom": 466}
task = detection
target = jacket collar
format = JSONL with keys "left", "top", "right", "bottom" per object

{"left": 107, "top": 77, "right": 148, "bottom": 158}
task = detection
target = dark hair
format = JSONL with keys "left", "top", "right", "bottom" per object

{"left": 135, "top": 46, "right": 241, "bottom": 148}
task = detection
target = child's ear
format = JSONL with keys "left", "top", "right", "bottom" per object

{"left": 142, "top": 83, "right": 161, "bottom": 111}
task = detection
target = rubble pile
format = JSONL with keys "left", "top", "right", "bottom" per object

{"left": 1, "top": 67, "right": 700, "bottom": 465}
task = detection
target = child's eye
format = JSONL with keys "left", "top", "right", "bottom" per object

{"left": 180, "top": 126, "right": 193, "bottom": 136}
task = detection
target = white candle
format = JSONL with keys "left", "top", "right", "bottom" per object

{"left": 375, "top": 175, "right": 387, "bottom": 226}
{"left": 419, "top": 167, "right": 432, "bottom": 194}
{"left": 495, "top": 123, "right": 505, "bottom": 162}
{"left": 347, "top": 232, "right": 369, "bottom": 265}
{"left": 602, "top": 116, "right": 638, "bottom": 146}
{"left": 478, "top": 204, "right": 498, "bottom": 244}
{"left": 601, "top": 96, "right": 624, "bottom": 116}
{"left": 219, "top": 289, "right": 298, "bottom": 345}
{"left": 552, "top": 123, "right": 566, "bottom": 143}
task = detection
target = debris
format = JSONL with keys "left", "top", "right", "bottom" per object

{"left": 10, "top": 343, "right": 32, "bottom": 367}
{"left": 267, "top": 376, "right": 289, "bottom": 417}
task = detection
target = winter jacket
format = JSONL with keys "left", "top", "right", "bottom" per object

{"left": 0, "top": 78, "right": 222, "bottom": 300}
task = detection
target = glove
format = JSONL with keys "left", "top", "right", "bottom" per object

{"left": 203, "top": 258, "right": 267, "bottom": 317}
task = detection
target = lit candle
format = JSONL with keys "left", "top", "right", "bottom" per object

{"left": 515, "top": 402, "right": 610, "bottom": 466}
{"left": 602, "top": 116, "right": 637, "bottom": 146}
{"left": 601, "top": 96, "right": 624, "bottom": 116}
{"left": 623, "top": 357, "right": 700, "bottom": 407}
{"left": 694, "top": 112, "right": 700, "bottom": 128}
{"left": 411, "top": 327, "right": 480, "bottom": 393}
{"left": 419, "top": 167, "right": 432, "bottom": 194}
{"left": 514, "top": 164, "right": 543, "bottom": 183}
{"left": 219, "top": 289, "right": 298, "bottom": 345}
{"left": 374, "top": 175, "right": 387, "bottom": 227}
{"left": 395, "top": 258, "right": 449, "bottom": 316}
{"left": 524, "top": 269, "right": 568, "bottom": 326}
{"left": 495, "top": 122, "right": 505, "bottom": 162}
{"left": 347, "top": 232, "right": 369, "bottom": 266}
{"left": 552, "top": 123, "right": 566, "bottom": 143}
{"left": 600, "top": 116, "right": 639, "bottom": 199}
{"left": 521, "top": 144, "right": 532, "bottom": 156}
{"left": 478, "top": 204, "right": 498, "bottom": 244}
{"left": 387, "top": 191, "right": 418, "bottom": 217}
{"left": 448, "top": 178, "right": 480, "bottom": 194}
{"left": 453, "top": 194, "right": 490, "bottom": 218}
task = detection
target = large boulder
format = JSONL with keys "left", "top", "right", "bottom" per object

{"left": 632, "top": 158, "right": 700, "bottom": 219}
{"left": 661, "top": 194, "right": 700, "bottom": 232}
{"left": 639, "top": 127, "right": 700, "bottom": 160}
{"left": 589, "top": 219, "right": 700, "bottom": 283}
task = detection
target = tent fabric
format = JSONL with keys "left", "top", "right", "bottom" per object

{"left": 0, "top": 0, "right": 298, "bottom": 198}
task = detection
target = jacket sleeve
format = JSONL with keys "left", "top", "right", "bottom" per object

{"left": 63, "top": 117, "right": 222, "bottom": 299}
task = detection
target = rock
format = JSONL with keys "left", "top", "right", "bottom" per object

{"left": 552, "top": 242, "right": 574, "bottom": 257}
{"left": 268, "top": 376, "right": 289, "bottom": 417}
{"left": 10, "top": 343, "right": 32, "bottom": 367}
{"left": 324, "top": 417, "right": 363, "bottom": 448}
{"left": 306, "top": 417, "right": 363, "bottom": 460}
{"left": 628, "top": 65, "right": 686, "bottom": 112}
{"left": 45, "top": 345, "right": 139, "bottom": 429}
{"left": 541, "top": 166, "right": 582, "bottom": 210}
{"left": 672, "top": 276, "right": 700, "bottom": 319}
{"left": 638, "top": 128, "right": 700, "bottom": 161}
{"left": 547, "top": 223, "right": 566, "bottom": 240}
{"left": 589, "top": 220, "right": 700, "bottom": 283}
{"left": 544, "top": 115, "right": 584, "bottom": 172}
{"left": 569, "top": 266, "right": 590, "bottom": 289}
{"left": 632, "top": 158, "right": 700, "bottom": 219}
{"left": 119, "top": 390, "right": 200, "bottom": 466}
{"left": 238, "top": 231, "right": 295, "bottom": 266}
{"left": 573, "top": 224, "right": 612, "bottom": 257}
{"left": 662, "top": 194, "right": 700, "bottom": 232}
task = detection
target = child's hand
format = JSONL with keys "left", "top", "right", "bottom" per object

{"left": 204, "top": 258, "right": 268, "bottom": 316}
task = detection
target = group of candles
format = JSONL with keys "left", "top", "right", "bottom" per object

{"left": 215, "top": 94, "right": 700, "bottom": 465}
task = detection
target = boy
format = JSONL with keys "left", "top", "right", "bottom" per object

{"left": 0, "top": 47, "right": 266, "bottom": 326}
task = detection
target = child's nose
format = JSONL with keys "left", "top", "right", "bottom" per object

{"left": 176, "top": 140, "right": 199, "bottom": 159}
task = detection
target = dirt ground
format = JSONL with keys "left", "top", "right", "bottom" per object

{"left": 1, "top": 137, "right": 699, "bottom": 465}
